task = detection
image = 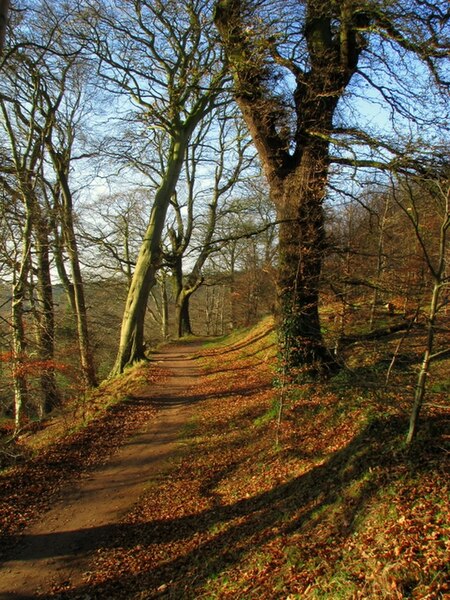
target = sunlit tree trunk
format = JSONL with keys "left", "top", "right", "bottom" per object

{"left": 111, "top": 135, "right": 188, "bottom": 375}
{"left": 407, "top": 278, "right": 441, "bottom": 444}
{"left": 48, "top": 153, "right": 97, "bottom": 387}
{"left": 51, "top": 218, "right": 77, "bottom": 315}
{"left": 11, "top": 288, "right": 28, "bottom": 434}
{"left": 11, "top": 207, "right": 32, "bottom": 433}
{"left": 405, "top": 177, "right": 449, "bottom": 444}
{"left": 149, "top": 270, "right": 171, "bottom": 341}
{"left": 33, "top": 218, "right": 60, "bottom": 415}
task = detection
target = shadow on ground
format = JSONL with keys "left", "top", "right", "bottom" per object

{"left": 11, "top": 413, "right": 448, "bottom": 600}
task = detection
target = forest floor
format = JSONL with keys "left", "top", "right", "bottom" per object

{"left": 0, "top": 343, "right": 204, "bottom": 599}
{"left": 0, "top": 318, "right": 449, "bottom": 599}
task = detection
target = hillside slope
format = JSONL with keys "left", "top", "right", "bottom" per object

{"left": 40, "top": 317, "right": 448, "bottom": 599}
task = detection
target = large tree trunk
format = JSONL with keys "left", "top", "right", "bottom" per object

{"left": 173, "top": 257, "right": 203, "bottom": 339}
{"left": 172, "top": 256, "right": 190, "bottom": 339}
{"left": 214, "top": 0, "right": 367, "bottom": 376}
{"left": 110, "top": 135, "right": 188, "bottom": 376}
{"left": 274, "top": 144, "right": 334, "bottom": 373}
{"left": 176, "top": 290, "right": 193, "bottom": 338}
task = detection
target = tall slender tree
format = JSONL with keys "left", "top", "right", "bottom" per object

{"left": 78, "top": 0, "right": 228, "bottom": 374}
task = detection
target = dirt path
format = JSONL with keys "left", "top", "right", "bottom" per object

{"left": 0, "top": 344, "right": 202, "bottom": 600}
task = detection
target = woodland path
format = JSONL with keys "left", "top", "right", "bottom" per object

{"left": 0, "top": 343, "right": 203, "bottom": 599}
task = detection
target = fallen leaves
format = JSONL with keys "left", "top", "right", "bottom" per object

{"left": 2, "top": 318, "right": 449, "bottom": 599}
{"left": 0, "top": 363, "right": 165, "bottom": 549}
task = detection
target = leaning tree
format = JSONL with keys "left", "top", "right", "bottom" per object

{"left": 78, "top": 0, "right": 229, "bottom": 375}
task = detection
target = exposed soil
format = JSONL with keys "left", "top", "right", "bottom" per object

{"left": 0, "top": 343, "right": 202, "bottom": 600}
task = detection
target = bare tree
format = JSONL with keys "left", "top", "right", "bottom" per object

{"left": 214, "top": 0, "right": 448, "bottom": 376}
{"left": 77, "top": 0, "right": 228, "bottom": 374}
{"left": 165, "top": 112, "right": 253, "bottom": 338}
{"left": 0, "top": 56, "right": 61, "bottom": 422}
{"left": 80, "top": 189, "right": 149, "bottom": 287}
{"left": 1, "top": 1, "right": 99, "bottom": 395}
{"left": 390, "top": 170, "right": 449, "bottom": 444}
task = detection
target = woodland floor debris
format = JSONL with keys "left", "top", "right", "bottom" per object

{"left": 0, "top": 321, "right": 448, "bottom": 599}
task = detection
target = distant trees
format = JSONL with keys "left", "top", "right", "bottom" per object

{"left": 323, "top": 161, "right": 449, "bottom": 443}
{"left": 205, "top": 176, "right": 277, "bottom": 330}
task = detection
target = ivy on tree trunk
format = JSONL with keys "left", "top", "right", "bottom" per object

{"left": 214, "top": 0, "right": 369, "bottom": 375}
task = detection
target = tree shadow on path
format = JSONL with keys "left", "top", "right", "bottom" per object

{"left": 9, "top": 413, "right": 448, "bottom": 599}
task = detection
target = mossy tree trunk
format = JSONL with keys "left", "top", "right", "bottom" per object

{"left": 274, "top": 145, "right": 332, "bottom": 372}
{"left": 110, "top": 134, "right": 191, "bottom": 375}
{"left": 215, "top": 0, "right": 368, "bottom": 374}
{"left": 176, "top": 289, "right": 194, "bottom": 338}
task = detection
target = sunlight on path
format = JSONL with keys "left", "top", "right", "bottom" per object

{"left": 0, "top": 344, "right": 201, "bottom": 599}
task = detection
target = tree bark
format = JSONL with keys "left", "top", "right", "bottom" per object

{"left": 274, "top": 144, "right": 333, "bottom": 372}
{"left": 48, "top": 149, "right": 97, "bottom": 387}
{"left": 34, "top": 219, "right": 60, "bottom": 415}
{"left": 406, "top": 280, "right": 439, "bottom": 444}
{"left": 176, "top": 289, "right": 193, "bottom": 338}
{"left": 160, "top": 275, "right": 170, "bottom": 341}
{"left": 11, "top": 288, "right": 27, "bottom": 434}
{"left": 110, "top": 134, "right": 188, "bottom": 375}
{"left": 214, "top": 0, "right": 367, "bottom": 375}
{"left": 11, "top": 206, "right": 32, "bottom": 434}
{"left": 405, "top": 176, "right": 449, "bottom": 444}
